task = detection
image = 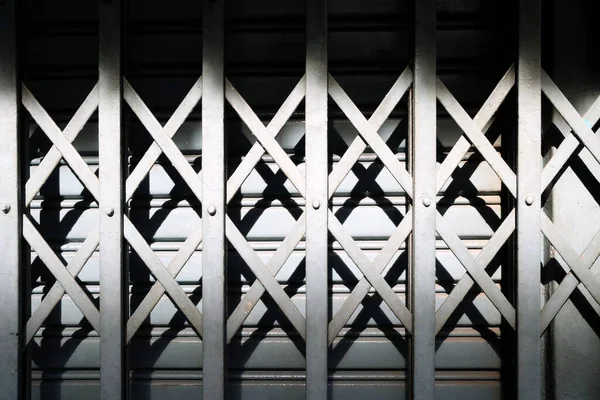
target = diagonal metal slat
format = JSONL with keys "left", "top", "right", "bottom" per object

{"left": 435, "top": 209, "right": 516, "bottom": 333}
{"left": 326, "top": 69, "right": 416, "bottom": 342}
{"left": 436, "top": 66, "right": 516, "bottom": 192}
{"left": 541, "top": 213, "right": 600, "bottom": 307}
{"left": 541, "top": 70, "right": 600, "bottom": 165}
{"left": 434, "top": 70, "right": 519, "bottom": 331}
{"left": 541, "top": 95, "right": 600, "bottom": 191}
{"left": 328, "top": 210, "right": 413, "bottom": 343}
{"left": 22, "top": 85, "right": 100, "bottom": 200}
{"left": 227, "top": 76, "right": 306, "bottom": 200}
{"left": 23, "top": 217, "right": 101, "bottom": 333}
{"left": 124, "top": 79, "right": 203, "bottom": 201}
{"left": 226, "top": 214, "right": 306, "bottom": 342}
{"left": 226, "top": 217, "right": 307, "bottom": 339}
{"left": 328, "top": 67, "right": 413, "bottom": 194}
{"left": 26, "top": 231, "right": 99, "bottom": 344}
{"left": 126, "top": 76, "right": 203, "bottom": 200}
{"left": 25, "top": 83, "right": 99, "bottom": 206}
{"left": 127, "top": 225, "right": 203, "bottom": 342}
{"left": 328, "top": 75, "right": 414, "bottom": 197}
{"left": 436, "top": 214, "right": 516, "bottom": 328}
{"left": 24, "top": 84, "right": 101, "bottom": 344}
{"left": 223, "top": 77, "right": 312, "bottom": 342}
{"left": 124, "top": 217, "right": 203, "bottom": 335}
{"left": 328, "top": 213, "right": 413, "bottom": 329}
{"left": 124, "top": 78, "right": 207, "bottom": 337}
{"left": 226, "top": 80, "right": 306, "bottom": 196}
{"left": 123, "top": 78, "right": 205, "bottom": 341}
{"left": 436, "top": 78, "right": 517, "bottom": 197}
{"left": 223, "top": 77, "right": 308, "bottom": 341}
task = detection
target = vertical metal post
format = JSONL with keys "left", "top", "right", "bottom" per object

{"left": 99, "top": 0, "right": 127, "bottom": 399}
{"left": 0, "top": 1, "right": 23, "bottom": 398}
{"left": 306, "top": 0, "right": 328, "bottom": 398}
{"left": 517, "top": 0, "right": 542, "bottom": 398}
{"left": 411, "top": 0, "right": 436, "bottom": 398}
{"left": 202, "top": 0, "right": 226, "bottom": 398}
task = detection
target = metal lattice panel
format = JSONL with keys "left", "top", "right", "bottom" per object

{"left": 225, "top": 76, "right": 308, "bottom": 340}
{"left": 540, "top": 71, "right": 600, "bottom": 330}
{"left": 23, "top": 84, "right": 102, "bottom": 343}
{"left": 1, "top": 0, "right": 599, "bottom": 399}
{"left": 435, "top": 66, "right": 517, "bottom": 332}
{"left": 327, "top": 69, "right": 414, "bottom": 337}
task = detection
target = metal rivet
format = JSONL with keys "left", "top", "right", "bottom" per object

{"left": 207, "top": 205, "right": 217, "bottom": 216}
{"left": 1, "top": 204, "right": 10, "bottom": 214}
{"left": 422, "top": 194, "right": 431, "bottom": 207}
{"left": 525, "top": 195, "right": 534, "bottom": 206}
{"left": 105, "top": 207, "right": 114, "bottom": 217}
{"left": 312, "top": 200, "right": 321, "bottom": 210}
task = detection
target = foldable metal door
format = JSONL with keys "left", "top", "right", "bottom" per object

{"left": 3, "top": 0, "right": 600, "bottom": 399}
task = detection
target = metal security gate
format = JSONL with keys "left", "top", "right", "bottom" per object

{"left": 1, "top": 0, "right": 599, "bottom": 399}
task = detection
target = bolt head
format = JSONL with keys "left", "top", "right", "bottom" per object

{"left": 105, "top": 207, "right": 115, "bottom": 217}
{"left": 525, "top": 195, "right": 534, "bottom": 206}
{"left": 1, "top": 204, "right": 10, "bottom": 214}
{"left": 422, "top": 195, "right": 432, "bottom": 207}
{"left": 207, "top": 205, "right": 217, "bottom": 216}
{"left": 312, "top": 200, "right": 321, "bottom": 210}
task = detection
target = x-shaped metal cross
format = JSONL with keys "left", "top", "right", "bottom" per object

{"left": 539, "top": 70, "right": 600, "bottom": 332}
{"left": 22, "top": 84, "right": 102, "bottom": 343}
{"left": 434, "top": 66, "right": 518, "bottom": 330}
{"left": 123, "top": 78, "right": 205, "bottom": 340}
{"left": 224, "top": 78, "right": 309, "bottom": 341}
{"left": 326, "top": 68, "right": 415, "bottom": 342}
